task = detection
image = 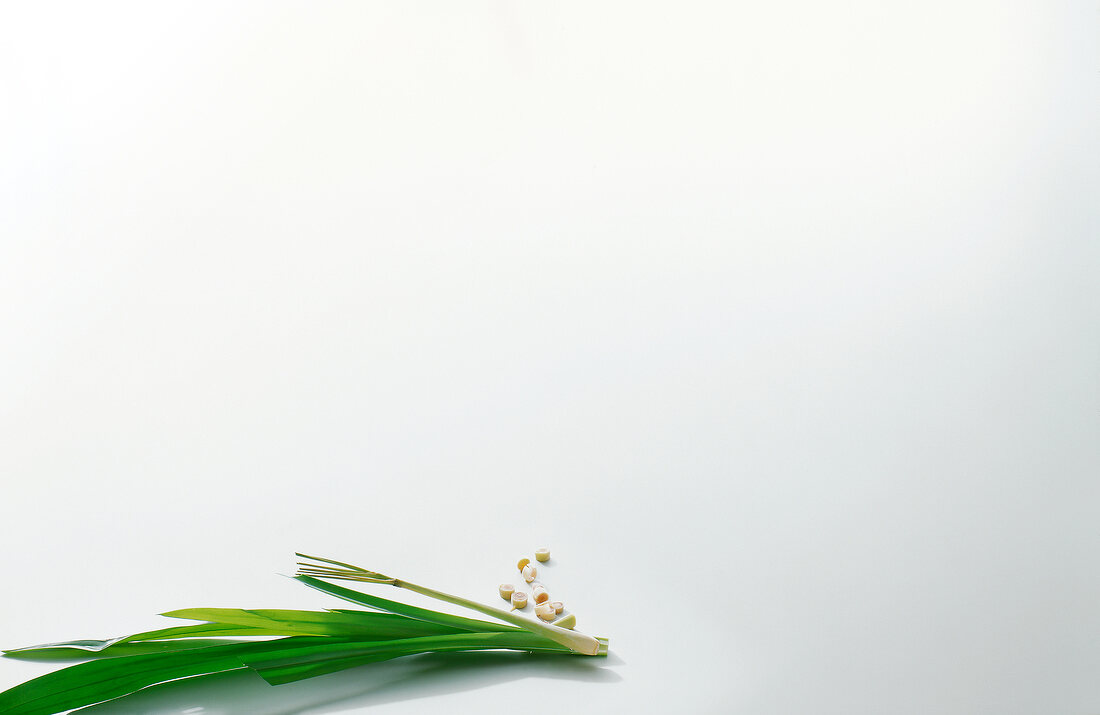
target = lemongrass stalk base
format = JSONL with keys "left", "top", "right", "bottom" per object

{"left": 295, "top": 553, "right": 607, "bottom": 657}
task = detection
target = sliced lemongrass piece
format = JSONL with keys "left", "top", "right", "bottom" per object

{"left": 534, "top": 548, "right": 550, "bottom": 562}
{"left": 521, "top": 564, "right": 537, "bottom": 583}
{"left": 517, "top": 557, "right": 530, "bottom": 570}
{"left": 535, "top": 602, "right": 556, "bottom": 621}
{"left": 553, "top": 613, "right": 576, "bottom": 629}
{"left": 532, "top": 585, "right": 549, "bottom": 605}
{"left": 510, "top": 591, "right": 528, "bottom": 610}
{"left": 499, "top": 584, "right": 515, "bottom": 602}
{"left": 551, "top": 600, "right": 563, "bottom": 615}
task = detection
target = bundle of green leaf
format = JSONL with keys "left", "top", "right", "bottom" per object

{"left": 0, "top": 553, "right": 609, "bottom": 715}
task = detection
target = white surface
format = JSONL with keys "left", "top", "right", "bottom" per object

{"left": 1, "top": 2, "right": 1097, "bottom": 714}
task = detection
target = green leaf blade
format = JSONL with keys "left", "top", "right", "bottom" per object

{"left": 161, "top": 607, "right": 466, "bottom": 639}
{"left": 294, "top": 575, "right": 521, "bottom": 633}
{"left": 0, "top": 637, "right": 347, "bottom": 715}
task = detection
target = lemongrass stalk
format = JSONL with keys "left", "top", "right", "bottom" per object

{"left": 296, "top": 553, "right": 603, "bottom": 656}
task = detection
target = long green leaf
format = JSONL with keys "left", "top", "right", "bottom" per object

{"left": 4, "top": 623, "right": 283, "bottom": 657}
{"left": 241, "top": 631, "right": 574, "bottom": 684}
{"left": 242, "top": 631, "right": 569, "bottom": 670}
{"left": 294, "top": 575, "right": 520, "bottom": 633}
{"left": 4, "top": 608, "right": 471, "bottom": 664}
{"left": 0, "top": 637, "right": 352, "bottom": 715}
{"left": 119, "top": 622, "right": 287, "bottom": 642}
{"left": 4, "top": 639, "right": 269, "bottom": 661}
{"left": 161, "top": 608, "right": 465, "bottom": 639}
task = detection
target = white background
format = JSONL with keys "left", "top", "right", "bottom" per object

{"left": 1, "top": 2, "right": 1097, "bottom": 714}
